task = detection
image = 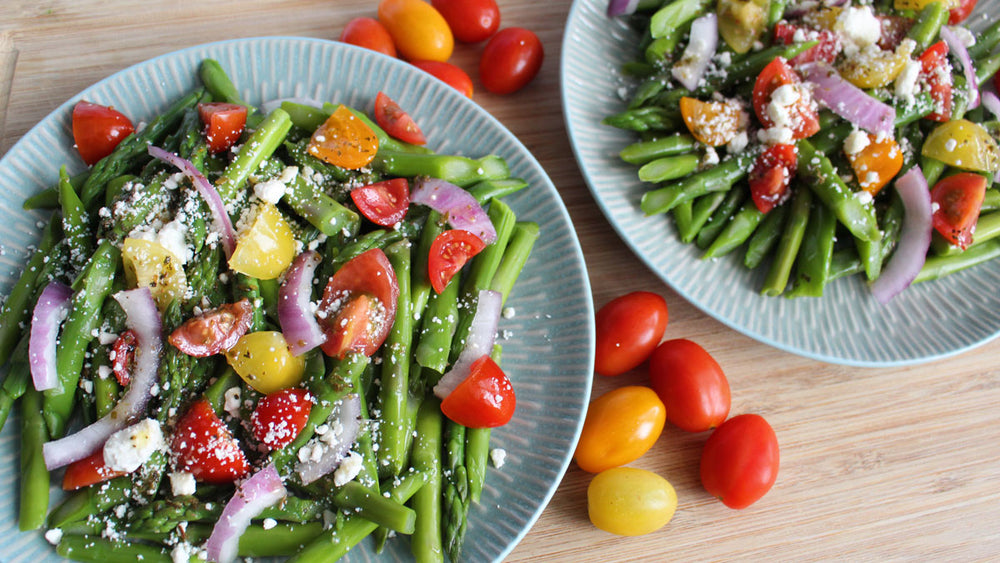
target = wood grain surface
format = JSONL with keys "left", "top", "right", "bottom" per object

{"left": 3, "top": 1, "right": 1000, "bottom": 561}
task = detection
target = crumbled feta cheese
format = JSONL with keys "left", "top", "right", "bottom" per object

{"left": 169, "top": 471, "right": 197, "bottom": 497}
{"left": 224, "top": 387, "right": 242, "bottom": 418}
{"left": 262, "top": 518, "right": 278, "bottom": 530}
{"left": 835, "top": 6, "right": 882, "bottom": 53}
{"left": 44, "top": 528, "right": 63, "bottom": 545}
{"left": 333, "top": 451, "right": 365, "bottom": 486}
{"left": 490, "top": 448, "right": 507, "bottom": 469}
{"left": 701, "top": 146, "right": 720, "bottom": 168}
{"left": 894, "top": 59, "right": 922, "bottom": 102}
{"left": 844, "top": 130, "right": 871, "bottom": 155}
{"left": 157, "top": 219, "right": 190, "bottom": 265}
{"left": 103, "top": 419, "right": 165, "bottom": 473}
{"left": 502, "top": 306, "right": 516, "bottom": 319}
{"left": 727, "top": 130, "right": 749, "bottom": 154}
{"left": 253, "top": 166, "right": 298, "bottom": 204}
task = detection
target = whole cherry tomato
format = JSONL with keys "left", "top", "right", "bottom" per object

{"left": 588, "top": 467, "right": 677, "bottom": 536}
{"left": 574, "top": 386, "right": 666, "bottom": 473}
{"left": 479, "top": 27, "right": 544, "bottom": 95}
{"left": 378, "top": 0, "right": 454, "bottom": 62}
{"left": 339, "top": 17, "right": 397, "bottom": 57}
{"left": 648, "top": 339, "right": 730, "bottom": 433}
{"left": 431, "top": 0, "right": 501, "bottom": 43}
{"left": 700, "top": 413, "right": 780, "bottom": 509}
{"left": 594, "top": 291, "right": 668, "bottom": 376}
{"left": 411, "top": 60, "right": 474, "bottom": 98}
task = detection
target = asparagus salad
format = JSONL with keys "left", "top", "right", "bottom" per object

{"left": 606, "top": 0, "right": 1000, "bottom": 302}
{"left": 0, "top": 59, "right": 537, "bottom": 562}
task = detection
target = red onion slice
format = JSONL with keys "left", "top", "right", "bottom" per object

{"left": 802, "top": 62, "right": 895, "bottom": 138}
{"left": 940, "top": 26, "right": 980, "bottom": 110}
{"left": 871, "top": 167, "right": 933, "bottom": 305}
{"left": 205, "top": 463, "right": 287, "bottom": 563}
{"left": 671, "top": 14, "right": 718, "bottom": 91}
{"left": 433, "top": 289, "right": 502, "bottom": 399}
{"left": 278, "top": 250, "right": 327, "bottom": 356}
{"left": 42, "top": 287, "right": 163, "bottom": 470}
{"left": 982, "top": 91, "right": 1000, "bottom": 120}
{"left": 28, "top": 282, "right": 73, "bottom": 391}
{"left": 297, "top": 393, "right": 362, "bottom": 485}
{"left": 607, "top": 0, "right": 640, "bottom": 17}
{"left": 411, "top": 177, "right": 497, "bottom": 244}
{"left": 147, "top": 145, "right": 237, "bottom": 257}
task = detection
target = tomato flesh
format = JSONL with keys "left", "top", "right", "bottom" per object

{"left": 352, "top": 178, "right": 411, "bottom": 227}
{"left": 72, "top": 101, "right": 135, "bottom": 166}
{"left": 772, "top": 23, "right": 840, "bottom": 66}
{"left": 62, "top": 450, "right": 129, "bottom": 491}
{"left": 948, "top": 0, "right": 978, "bottom": 23}
{"left": 700, "top": 413, "right": 780, "bottom": 509}
{"left": 168, "top": 299, "right": 253, "bottom": 358}
{"left": 198, "top": 102, "right": 247, "bottom": 154}
{"left": 318, "top": 248, "right": 399, "bottom": 358}
{"left": 648, "top": 339, "right": 731, "bottom": 433}
{"left": 931, "top": 172, "right": 987, "bottom": 250}
{"left": 749, "top": 143, "right": 797, "bottom": 214}
{"left": 171, "top": 400, "right": 249, "bottom": 484}
{"left": 251, "top": 388, "right": 314, "bottom": 450}
{"left": 111, "top": 329, "right": 137, "bottom": 387}
{"left": 919, "top": 41, "right": 953, "bottom": 122}
{"left": 428, "top": 229, "right": 487, "bottom": 294}
{"left": 574, "top": 386, "right": 666, "bottom": 473}
{"left": 594, "top": 291, "right": 669, "bottom": 377}
{"left": 411, "top": 60, "right": 475, "bottom": 98}
{"left": 340, "top": 17, "right": 398, "bottom": 57}
{"left": 431, "top": 0, "right": 501, "bottom": 43}
{"left": 480, "top": 27, "right": 545, "bottom": 95}
{"left": 440, "top": 355, "right": 516, "bottom": 428}
{"left": 374, "top": 92, "right": 426, "bottom": 146}
{"left": 752, "top": 57, "right": 819, "bottom": 140}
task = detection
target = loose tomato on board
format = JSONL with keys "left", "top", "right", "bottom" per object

{"left": 574, "top": 386, "right": 666, "bottom": 473}
{"left": 752, "top": 57, "right": 819, "bottom": 140}
{"left": 378, "top": 0, "right": 454, "bottom": 62}
{"left": 62, "top": 450, "right": 130, "bottom": 491}
{"left": 931, "top": 172, "right": 987, "bottom": 250}
{"left": 411, "top": 60, "right": 475, "bottom": 98}
{"left": 351, "top": 178, "right": 411, "bottom": 227}
{"left": 918, "top": 41, "right": 953, "bottom": 122}
{"left": 480, "top": 27, "right": 544, "bottom": 95}
{"left": 431, "top": 0, "right": 501, "bottom": 43}
{"left": 171, "top": 400, "right": 250, "bottom": 484}
{"left": 111, "top": 329, "right": 137, "bottom": 386}
{"left": 948, "top": 0, "right": 978, "bottom": 24}
{"left": 440, "top": 355, "right": 516, "bottom": 427}
{"left": 339, "top": 16, "right": 398, "bottom": 57}
{"left": 374, "top": 92, "right": 426, "bottom": 145}
{"left": 648, "top": 339, "right": 731, "bottom": 433}
{"left": 594, "top": 291, "right": 668, "bottom": 377}
{"left": 428, "top": 229, "right": 486, "bottom": 294}
{"left": 197, "top": 102, "right": 247, "bottom": 154}
{"left": 72, "top": 100, "right": 135, "bottom": 166}
{"left": 251, "top": 388, "right": 314, "bottom": 450}
{"left": 700, "top": 413, "right": 780, "bottom": 509}
{"left": 588, "top": 467, "right": 678, "bottom": 536}
{"left": 168, "top": 299, "right": 253, "bottom": 358}
{"left": 749, "top": 143, "right": 797, "bottom": 214}
{"left": 317, "top": 248, "right": 399, "bottom": 359}
{"left": 307, "top": 104, "right": 380, "bottom": 170}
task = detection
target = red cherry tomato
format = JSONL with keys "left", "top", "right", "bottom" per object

{"left": 931, "top": 172, "right": 987, "bottom": 250}
{"left": 411, "top": 60, "right": 474, "bottom": 98}
{"left": 594, "top": 291, "right": 669, "bottom": 376}
{"left": 440, "top": 355, "right": 516, "bottom": 428}
{"left": 168, "top": 299, "right": 254, "bottom": 358}
{"left": 171, "top": 400, "right": 250, "bottom": 484}
{"left": 251, "top": 388, "right": 314, "bottom": 450}
{"left": 574, "top": 386, "right": 666, "bottom": 473}
{"left": 428, "top": 229, "right": 486, "bottom": 294}
{"left": 374, "top": 92, "right": 426, "bottom": 145}
{"left": 752, "top": 57, "right": 819, "bottom": 139}
{"left": 62, "top": 450, "right": 129, "bottom": 491}
{"left": 318, "top": 248, "right": 399, "bottom": 358}
{"left": 700, "top": 413, "right": 780, "bottom": 509}
{"left": 431, "top": 0, "right": 501, "bottom": 43}
{"left": 339, "top": 16, "right": 398, "bottom": 57}
{"left": 111, "top": 329, "right": 137, "bottom": 387}
{"left": 919, "top": 41, "right": 953, "bottom": 122}
{"left": 198, "top": 102, "right": 247, "bottom": 154}
{"left": 948, "top": 0, "right": 977, "bottom": 24}
{"left": 351, "top": 178, "right": 411, "bottom": 227}
{"left": 749, "top": 143, "right": 797, "bottom": 214}
{"left": 479, "top": 27, "right": 545, "bottom": 95}
{"left": 648, "top": 339, "right": 731, "bottom": 433}
{"left": 72, "top": 100, "right": 135, "bottom": 166}
{"left": 772, "top": 23, "right": 840, "bottom": 66}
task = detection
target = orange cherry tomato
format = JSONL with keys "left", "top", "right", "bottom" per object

{"left": 307, "top": 104, "right": 379, "bottom": 170}
{"left": 574, "top": 386, "right": 666, "bottom": 473}
{"left": 411, "top": 60, "right": 474, "bottom": 98}
{"left": 846, "top": 134, "right": 904, "bottom": 195}
{"left": 378, "top": 0, "right": 454, "bottom": 62}
{"left": 679, "top": 97, "right": 743, "bottom": 147}
{"left": 339, "top": 17, "right": 398, "bottom": 57}
{"left": 594, "top": 291, "right": 668, "bottom": 377}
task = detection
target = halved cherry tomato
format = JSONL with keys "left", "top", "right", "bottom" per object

{"left": 251, "top": 388, "right": 314, "bottom": 450}
{"left": 480, "top": 27, "right": 544, "bottom": 95}
{"left": 948, "top": 0, "right": 978, "bottom": 24}
{"left": 168, "top": 299, "right": 253, "bottom": 358}
{"left": 931, "top": 172, "right": 987, "bottom": 250}
{"left": 594, "top": 291, "right": 669, "bottom": 377}
{"left": 876, "top": 15, "right": 913, "bottom": 51}
{"left": 428, "top": 229, "right": 486, "bottom": 294}
{"left": 679, "top": 97, "right": 743, "bottom": 147}
{"left": 411, "top": 60, "right": 475, "bottom": 98}
{"left": 772, "top": 23, "right": 840, "bottom": 65}
{"left": 431, "top": 0, "right": 501, "bottom": 43}
{"left": 318, "top": 248, "right": 399, "bottom": 358}
{"left": 648, "top": 339, "right": 731, "bottom": 433}
{"left": 62, "top": 450, "right": 130, "bottom": 491}
{"left": 226, "top": 331, "right": 306, "bottom": 394}
{"left": 846, "top": 134, "right": 903, "bottom": 195}
{"left": 307, "top": 104, "right": 380, "bottom": 170}
{"left": 352, "top": 178, "right": 411, "bottom": 227}
{"left": 574, "top": 386, "right": 666, "bottom": 473}
{"left": 922, "top": 118, "right": 1000, "bottom": 173}
{"left": 378, "top": 0, "right": 454, "bottom": 62}
{"left": 440, "top": 355, "right": 516, "bottom": 428}
{"left": 700, "top": 413, "right": 780, "bottom": 509}
{"left": 197, "top": 102, "right": 247, "bottom": 154}
{"left": 749, "top": 143, "right": 797, "bottom": 213}
{"left": 919, "top": 41, "right": 953, "bottom": 122}
{"left": 752, "top": 58, "right": 819, "bottom": 140}
{"left": 171, "top": 400, "right": 249, "bottom": 484}
{"left": 339, "top": 16, "right": 398, "bottom": 57}
{"left": 111, "top": 329, "right": 137, "bottom": 386}
{"left": 374, "top": 92, "right": 426, "bottom": 146}
{"left": 717, "top": 0, "right": 769, "bottom": 54}
{"left": 72, "top": 101, "right": 135, "bottom": 166}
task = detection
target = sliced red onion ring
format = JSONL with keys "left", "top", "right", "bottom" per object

{"left": 940, "top": 26, "right": 980, "bottom": 110}
{"left": 802, "top": 62, "right": 895, "bottom": 138}
{"left": 982, "top": 91, "right": 1000, "bottom": 120}
{"left": 297, "top": 393, "right": 362, "bottom": 485}
{"left": 410, "top": 177, "right": 497, "bottom": 244}
{"left": 671, "top": 14, "right": 718, "bottom": 91}
{"left": 147, "top": 145, "right": 237, "bottom": 257}
{"left": 42, "top": 287, "right": 162, "bottom": 470}
{"left": 871, "top": 168, "right": 933, "bottom": 305}
{"left": 607, "top": 0, "right": 640, "bottom": 17}
{"left": 205, "top": 463, "right": 287, "bottom": 563}
{"left": 28, "top": 282, "right": 73, "bottom": 392}
{"left": 433, "top": 289, "right": 502, "bottom": 399}
{"left": 278, "top": 250, "right": 327, "bottom": 356}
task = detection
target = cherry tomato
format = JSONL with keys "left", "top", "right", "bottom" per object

{"left": 594, "top": 291, "right": 668, "bottom": 377}
{"left": 72, "top": 100, "right": 135, "bottom": 166}
{"left": 922, "top": 119, "right": 1000, "bottom": 173}
{"left": 678, "top": 97, "right": 743, "bottom": 147}
{"left": 378, "top": 0, "right": 454, "bottom": 62}
{"left": 428, "top": 229, "right": 486, "bottom": 294}
{"left": 62, "top": 450, "right": 129, "bottom": 491}
{"left": 111, "top": 329, "right": 137, "bottom": 386}
{"left": 197, "top": 102, "right": 247, "bottom": 154}
{"left": 440, "top": 355, "right": 516, "bottom": 428}
{"left": 411, "top": 60, "right": 474, "bottom": 98}
{"left": 931, "top": 172, "right": 987, "bottom": 250}
{"left": 749, "top": 143, "right": 797, "bottom": 214}
{"left": 648, "top": 339, "right": 731, "bottom": 433}
{"left": 307, "top": 104, "right": 380, "bottom": 170}
{"left": 700, "top": 413, "right": 780, "bottom": 509}
{"left": 431, "top": 0, "right": 501, "bottom": 43}
{"left": 772, "top": 23, "right": 840, "bottom": 66}
{"left": 918, "top": 41, "right": 953, "bottom": 122}
{"left": 948, "top": 0, "right": 978, "bottom": 24}
{"left": 846, "top": 134, "right": 903, "bottom": 195}
{"left": 374, "top": 92, "right": 426, "bottom": 145}
{"left": 168, "top": 299, "right": 253, "bottom": 358}
{"left": 588, "top": 467, "right": 677, "bottom": 536}
{"left": 226, "top": 331, "right": 307, "bottom": 394}
{"left": 752, "top": 57, "right": 819, "bottom": 140}
{"left": 318, "top": 248, "right": 399, "bottom": 358}
{"left": 351, "top": 178, "right": 411, "bottom": 227}
{"left": 251, "top": 388, "right": 314, "bottom": 450}
{"left": 480, "top": 27, "right": 544, "bottom": 95}
{"left": 574, "top": 386, "right": 666, "bottom": 473}
{"left": 339, "top": 16, "right": 398, "bottom": 57}
{"left": 171, "top": 400, "right": 250, "bottom": 484}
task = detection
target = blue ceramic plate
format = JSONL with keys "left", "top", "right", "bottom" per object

{"left": 561, "top": 0, "right": 1000, "bottom": 367}
{"left": 0, "top": 37, "right": 594, "bottom": 562}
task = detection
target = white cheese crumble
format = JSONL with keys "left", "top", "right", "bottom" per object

{"left": 894, "top": 59, "right": 922, "bottom": 102}
{"left": 844, "top": 130, "right": 871, "bottom": 155}
{"left": 224, "top": 386, "right": 242, "bottom": 418}
{"left": 835, "top": 6, "right": 881, "bottom": 54}
{"left": 262, "top": 518, "right": 278, "bottom": 530}
{"left": 103, "top": 418, "right": 164, "bottom": 473}
{"left": 44, "top": 528, "right": 63, "bottom": 545}
{"left": 253, "top": 166, "right": 299, "bottom": 204}
{"left": 169, "top": 471, "right": 197, "bottom": 497}
{"left": 333, "top": 451, "right": 365, "bottom": 486}
{"left": 490, "top": 448, "right": 507, "bottom": 469}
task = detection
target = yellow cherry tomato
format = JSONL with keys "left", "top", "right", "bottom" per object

{"left": 307, "top": 104, "right": 379, "bottom": 170}
{"left": 717, "top": 0, "right": 769, "bottom": 54}
{"left": 846, "top": 134, "right": 904, "bottom": 195}
{"left": 922, "top": 119, "right": 1000, "bottom": 173}
{"left": 837, "top": 45, "right": 909, "bottom": 89}
{"left": 229, "top": 203, "right": 296, "bottom": 280}
{"left": 225, "top": 331, "right": 306, "bottom": 394}
{"left": 679, "top": 97, "right": 743, "bottom": 147}
{"left": 588, "top": 467, "right": 678, "bottom": 536}
{"left": 574, "top": 386, "right": 666, "bottom": 473}
{"left": 378, "top": 0, "right": 454, "bottom": 62}
{"left": 121, "top": 237, "right": 187, "bottom": 311}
